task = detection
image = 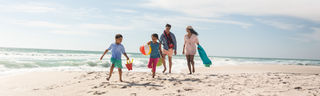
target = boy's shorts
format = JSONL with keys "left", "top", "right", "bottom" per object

{"left": 110, "top": 57, "right": 122, "bottom": 68}
{"left": 162, "top": 48, "right": 173, "bottom": 58}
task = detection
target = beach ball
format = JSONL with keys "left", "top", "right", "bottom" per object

{"left": 140, "top": 44, "right": 152, "bottom": 55}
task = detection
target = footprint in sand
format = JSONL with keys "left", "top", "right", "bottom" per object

{"left": 93, "top": 91, "right": 107, "bottom": 95}
{"left": 130, "top": 93, "right": 137, "bottom": 96}
{"left": 121, "top": 85, "right": 127, "bottom": 89}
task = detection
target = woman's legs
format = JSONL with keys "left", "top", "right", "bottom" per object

{"left": 190, "top": 55, "right": 195, "bottom": 73}
{"left": 186, "top": 55, "right": 192, "bottom": 74}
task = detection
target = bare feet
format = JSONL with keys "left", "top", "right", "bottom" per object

{"left": 162, "top": 68, "right": 166, "bottom": 73}
{"left": 119, "top": 79, "right": 123, "bottom": 82}
{"left": 106, "top": 77, "right": 110, "bottom": 81}
{"left": 169, "top": 70, "right": 171, "bottom": 73}
{"left": 193, "top": 67, "right": 195, "bottom": 73}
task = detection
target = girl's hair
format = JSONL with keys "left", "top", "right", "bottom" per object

{"left": 188, "top": 29, "right": 198, "bottom": 36}
{"left": 152, "top": 33, "right": 158, "bottom": 39}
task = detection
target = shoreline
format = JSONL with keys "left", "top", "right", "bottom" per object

{"left": 1, "top": 65, "right": 320, "bottom": 96}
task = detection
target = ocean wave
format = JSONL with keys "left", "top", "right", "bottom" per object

{"left": 1, "top": 47, "right": 320, "bottom": 77}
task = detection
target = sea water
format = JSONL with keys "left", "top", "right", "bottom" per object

{"left": 1, "top": 47, "right": 320, "bottom": 77}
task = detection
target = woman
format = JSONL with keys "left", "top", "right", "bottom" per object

{"left": 182, "top": 26, "right": 199, "bottom": 74}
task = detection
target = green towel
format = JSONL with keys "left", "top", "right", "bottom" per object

{"left": 197, "top": 45, "right": 212, "bottom": 67}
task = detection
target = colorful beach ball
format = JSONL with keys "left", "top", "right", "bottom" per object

{"left": 140, "top": 44, "right": 151, "bottom": 55}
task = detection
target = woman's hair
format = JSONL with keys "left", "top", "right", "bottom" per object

{"left": 152, "top": 33, "right": 158, "bottom": 39}
{"left": 188, "top": 29, "right": 198, "bottom": 36}
{"left": 115, "top": 34, "right": 123, "bottom": 39}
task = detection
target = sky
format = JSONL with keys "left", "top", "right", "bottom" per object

{"left": 0, "top": 0, "right": 319, "bottom": 60}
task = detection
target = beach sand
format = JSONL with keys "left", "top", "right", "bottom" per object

{"left": 1, "top": 65, "right": 320, "bottom": 96}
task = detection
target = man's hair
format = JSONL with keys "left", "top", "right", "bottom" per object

{"left": 152, "top": 33, "right": 158, "bottom": 39}
{"left": 115, "top": 34, "right": 123, "bottom": 39}
{"left": 165, "top": 23, "right": 171, "bottom": 28}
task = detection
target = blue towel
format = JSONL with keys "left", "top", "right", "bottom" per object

{"left": 197, "top": 45, "right": 212, "bottom": 67}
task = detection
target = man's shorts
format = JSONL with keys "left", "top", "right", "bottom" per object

{"left": 162, "top": 48, "right": 173, "bottom": 58}
{"left": 110, "top": 57, "right": 122, "bottom": 68}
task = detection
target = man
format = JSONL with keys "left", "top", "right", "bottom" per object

{"left": 159, "top": 23, "right": 177, "bottom": 73}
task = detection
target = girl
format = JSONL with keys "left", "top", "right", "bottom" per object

{"left": 147, "top": 33, "right": 163, "bottom": 78}
{"left": 182, "top": 26, "right": 199, "bottom": 74}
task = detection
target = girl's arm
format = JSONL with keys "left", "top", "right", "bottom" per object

{"left": 123, "top": 53, "right": 130, "bottom": 61}
{"left": 159, "top": 43, "right": 164, "bottom": 58}
{"left": 147, "top": 41, "right": 151, "bottom": 45}
{"left": 100, "top": 49, "right": 109, "bottom": 60}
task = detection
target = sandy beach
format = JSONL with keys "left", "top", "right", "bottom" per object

{"left": 1, "top": 65, "right": 320, "bottom": 96}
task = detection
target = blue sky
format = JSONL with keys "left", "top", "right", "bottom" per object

{"left": 0, "top": 0, "right": 319, "bottom": 59}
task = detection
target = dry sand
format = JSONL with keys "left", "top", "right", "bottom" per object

{"left": 1, "top": 65, "right": 320, "bottom": 96}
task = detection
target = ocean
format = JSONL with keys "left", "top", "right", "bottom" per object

{"left": 1, "top": 47, "right": 320, "bottom": 77}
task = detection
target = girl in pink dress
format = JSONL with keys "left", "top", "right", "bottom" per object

{"left": 182, "top": 26, "right": 199, "bottom": 74}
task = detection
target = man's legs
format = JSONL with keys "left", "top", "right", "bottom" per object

{"left": 168, "top": 56, "right": 172, "bottom": 73}
{"left": 162, "top": 54, "right": 167, "bottom": 73}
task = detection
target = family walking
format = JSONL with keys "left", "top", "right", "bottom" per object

{"left": 100, "top": 23, "right": 200, "bottom": 81}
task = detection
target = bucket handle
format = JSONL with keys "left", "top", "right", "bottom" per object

{"left": 126, "top": 59, "right": 134, "bottom": 64}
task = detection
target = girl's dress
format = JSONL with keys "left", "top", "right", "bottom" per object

{"left": 184, "top": 34, "right": 199, "bottom": 55}
{"left": 148, "top": 41, "right": 160, "bottom": 72}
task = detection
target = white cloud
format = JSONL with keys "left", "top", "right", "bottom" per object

{"left": 133, "top": 14, "right": 252, "bottom": 28}
{"left": 0, "top": 3, "right": 62, "bottom": 13}
{"left": 0, "top": 2, "right": 100, "bottom": 17}
{"left": 80, "top": 23, "right": 132, "bottom": 30}
{"left": 26, "top": 21, "right": 70, "bottom": 29}
{"left": 8, "top": 19, "right": 70, "bottom": 29}
{"left": 290, "top": 37, "right": 310, "bottom": 42}
{"left": 51, "top": 30, "right": 97, "bottom": 36}
{"left": 293, "top": 27, "right": 320, "bottom": 43}
{"left": 143, "top": 0, "right": 320, "bottom": 22}
{"left": 183, "top": 17, "right": 252, "bottom": 28}
{"left": 112, "top": 9, "right": 137, "bottom": 13}
{"left": 255, "top": 19, "right": 305, "bottom": 30}
{"left": 300, "top": 27, "right": 320, "bottom": 42}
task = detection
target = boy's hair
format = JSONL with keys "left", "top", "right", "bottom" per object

{"left": 152, "top": 33, "right": 158, "bottom": 39}
{"left": 165, "top": 23, "right": 171, "bottom": 28}
{"left": 115, "top": 34, "right": 123, "bottom": 39}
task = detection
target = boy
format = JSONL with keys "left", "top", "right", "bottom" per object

{"left": 100, "top": 34, "right": 129, "bottom": 82}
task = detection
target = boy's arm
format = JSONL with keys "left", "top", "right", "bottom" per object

{"left": 123, "top": 53, "right": 130, "bottom": 61}
{"left": 100, "top": 49, "right": 109, "bottom": 60}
